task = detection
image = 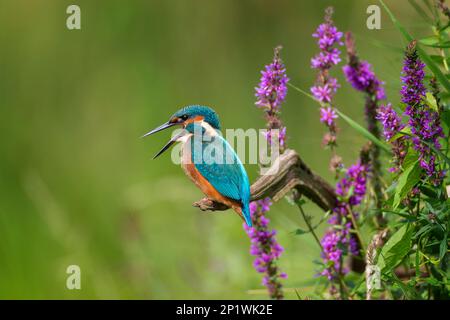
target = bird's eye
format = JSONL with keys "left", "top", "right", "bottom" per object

{"left": 180, "top": 115, "right": 189, "bottom": 121}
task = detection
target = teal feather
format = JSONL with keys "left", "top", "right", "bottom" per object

{"left": 188, "top": 125, "right": 252, "bottom": 227}
{"left": 172, "top": 105, "right": 221, "bottom": 130}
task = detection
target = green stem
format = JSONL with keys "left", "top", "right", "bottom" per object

{"left": 295, "top": 197, "right": 350, "bottom": 299}
{"left": 346, "top": 205, "right": 367, "bottom": 254}
{"left": 296, "top": 201, "right": 323, "bottom": 251}
{"left": 288, "top": 82, "right": 320, "bottom": 103}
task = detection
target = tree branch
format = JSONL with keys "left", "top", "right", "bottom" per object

{"left": 193, "top": 149, "right": 337, "bottom": 212}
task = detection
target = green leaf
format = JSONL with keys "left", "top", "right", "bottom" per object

{"left": 391, "top": 126, "right": 411, "bottom": 141}
{"left": 335, "top": 109, "right": 391, "bottom": 153}
{"left": 377, "top": 224, "right": 413, "bottom": 272}
{"left": 391, "top": 273, "right": 421, "bottom": 299}
{"left": 415, "top": 224, "right": 432, "bottom": 238}
{"left": 383, "top": 210, "right": 417, "bottom": 221}
{"left": 379, "top": 0, "right": 450, "bottom": 94}
{"left": 424, "top": 277, "right": 441, "bottom": 286}
{"left": 438, "top": 22, "right": 450, "bottom": 33}
{"left": 419, "top": 36, "right": 441, "bottom": 47}
{"left": 441, "top": 109, "right": 450, "bottom": 132}
{"left": 425, "top": 92, "right": 439, "bottom": 112}
{"left": 422, "top": 41, "right": 450, "bottom": 48}
{"left": 415, "top": 248, "right": 420, "bottom": 278}
{"left": 429, "top": 55, "right": 450, "bottom": 66}
{"left": 294, "top": 228, "right": 309, "bottom": 236}
{"left": 439, "top": 236, "right": 447, "bottom": 260}
{"left": 427, "top": 142, "right": 450, "bottom": 168}
{"left": 401, "top": 148, "right": 418, "bottom": 170}
{"left": 393, "top": 161, "right": 422, "bottom": 209}
{"left": 416, "top": 46, "right": 450, "bottom": 94}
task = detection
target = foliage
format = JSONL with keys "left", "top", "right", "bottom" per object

{"left": 287, "top": 1, "right": 450, "bottom": 300}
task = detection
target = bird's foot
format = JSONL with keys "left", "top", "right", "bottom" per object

{"left": 193, "top": 198, "right": 229, "bottom": 211}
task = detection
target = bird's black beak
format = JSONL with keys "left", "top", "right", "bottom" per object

{"left": 152, "top": 130, "right": 186, "bottom": 159}
{"left": 142, "top": 119, "right": 186, "bottom": 159}
{"left": 141, "top": 121, "right": 177, "bottom": 138}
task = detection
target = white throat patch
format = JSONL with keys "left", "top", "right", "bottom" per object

{"left": 200, "top": 120, "right": 219, "bottom": 136}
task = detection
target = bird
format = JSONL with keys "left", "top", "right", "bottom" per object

{"left": 142, "top": 105, "right": 252, "bottom": 227}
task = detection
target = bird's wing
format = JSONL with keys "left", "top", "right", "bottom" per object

{"left": 192, "top": 135, "right": 250, "bottom": 204}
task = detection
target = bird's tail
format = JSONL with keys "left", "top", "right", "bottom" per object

{"left": 242, "top": 202, "right": 252, "bottom": 227}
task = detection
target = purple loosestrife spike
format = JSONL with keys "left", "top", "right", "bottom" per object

{"left": 251, "top": 47, "right": 289, "bottom": 299}
{"left": 342, "top": 32, "right": 385, "bottom": 100}
{"left": 401, "top": 41, "right": 444, "bottom": 181}
{"left": 342, "top": 32, "right": 386, "bottom": 134}
{"left": 335, "top": 162, "right": 368, "bottom": 207}
{"left": 343, "top": 32, "right": 386, "bottom": 217}
{"left": 244, "top": 198, "right": 286, "bottom": 300}
{"left": 250, "top": 47, "right": 289, "bottom": 299}
{"left": 311, "top": 7, "right": 342, "bottom": 154}
{"left": 255, "top": 47, "right": 289, "bottom": 112}
{"left": 255, "top": 46, "right": 289, "bottom": 152}
{"left": 320, "top": 161, "right": 369, "bottom": 281}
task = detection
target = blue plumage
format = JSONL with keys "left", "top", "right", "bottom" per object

{"left": 189, "top": 128, "right": 252, "bottom": 226}
{"left": 145, "top": 105, "right": 252, "bottom": 227}
{"left": 172, "top": 105, "right": 221, "bottom": 130}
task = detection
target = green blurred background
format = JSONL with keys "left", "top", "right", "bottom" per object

{"left": 0, "top": 0, "right": 429, "bottom": 299}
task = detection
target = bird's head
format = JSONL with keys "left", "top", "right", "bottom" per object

{"left": 142, "top": 105, "right": 221, "bottom": 158}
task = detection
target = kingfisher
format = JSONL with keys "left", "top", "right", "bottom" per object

{"left": 142, "top": 105, "right": 252, "bottom": 227}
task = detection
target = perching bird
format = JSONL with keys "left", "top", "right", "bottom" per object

{"left": 142, "top": 105, "right": 252, "bottom": 227}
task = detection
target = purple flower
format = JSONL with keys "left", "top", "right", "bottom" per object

{"left": 311, "top": 9, "right": 343, "bottom": 70}
{"left": 311, "top": 85, "right": 332, "bottom": 103}
{"left": 343, "top": 61, "right": 386, "bottom": 100}
{"left": 343, "top": 32, "right": 386, "bottom": 101}
{"left": 401, "top": 41, "right": 444, "bottom": 180}
{"left": 327, "top": 77, "right": 340, "bottom": 92}
{"left": 343, "top": 31, "right": 386, "bottom": 210}
{"left": 311, "top": 7, "right": 342, "bottom": 148}
{"left": 335, "top": 162, "right": 368, "bottom": 207}
{"left": 244, "top": 198, "right": 285, "bottom": 299}
{"left": 376, "top": 104, "right": 408, "bottom": 172}
{"left": 311, "top": 49, "right": 342, "bottom": 69}
{"left": 342, "top": 32, "right": 386, "bottom": 141}
{"left": 255, "top": 47, "right": 289, "bottom": 154}
{"left": 320, "top": 161, "right": 369, "bottom": 280}
{"left": 278, "top": 127, "right": 287, "bottom": 147}
{"left": 320, "top": 107, "right": 338, "bottom": 126}
{"left": 313, "top": 23, "right": 343, "bottom": 49}
{"left": 376, "top": 103, "right": 405, "bottom": 141}
{"left": 255, "top": 49, "right": 289, "bottom": 111}
{"left": 401, "top": 53, "right": 426, "bottom": 109}
{"left": 263, "top": 127, "right": 287, "bottom": 147}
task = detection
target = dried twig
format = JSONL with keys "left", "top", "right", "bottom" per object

{"left": 366, "top": 229, "right": 388, "bottom": 300}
